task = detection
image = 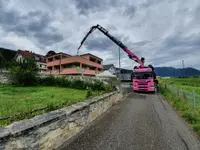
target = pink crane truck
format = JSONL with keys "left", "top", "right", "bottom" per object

{"left": 77, "top": 24, "right": 158, "bottom": 92}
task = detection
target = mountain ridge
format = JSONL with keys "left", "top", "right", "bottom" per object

{"left": 154, "top": 67, "right": 200, "bottom": 77}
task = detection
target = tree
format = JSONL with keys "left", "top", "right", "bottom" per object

{"left": 46, "top": 50, "right": 56, "bottom": 56}
{"left": 8, "top": 59, "right": 39, "bottom": 85}
{"left": 0, "top": 57, "right": 9, "bottom": 71}
{"left": 0, "top": 57, "right": 4, "bottom": 70}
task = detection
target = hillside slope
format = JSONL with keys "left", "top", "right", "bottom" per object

{"left": 155, "top": 67, "right": 200, "bottom": 77}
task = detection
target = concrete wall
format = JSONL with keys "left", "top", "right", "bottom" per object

{"left": 0, "top": 91, "right": 124, "bottom": 150}
{"left": 37, "top": 62, "right": 47, "bottom": 74}
{"left": 0, "top": 71, "right": 9, "bottom": 84}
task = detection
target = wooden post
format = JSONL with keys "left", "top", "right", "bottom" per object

{"left": 183, "top": 91, "right": 187, "bottom": 100}
{"left": 177, "top": 89, "right": 180, "bottom": 96}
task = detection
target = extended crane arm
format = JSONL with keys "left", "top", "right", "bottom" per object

{"left": 78, "top": 24, "right": 144, "bottom": 68}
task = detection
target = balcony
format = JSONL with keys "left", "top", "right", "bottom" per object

{"left": 60, "top": 68, "right": 96, "bottom": 76}
{"left": 61, "top": 57, "right": 103, "bottom": 69}
{"left": 47, "top": 60, "right": 60, "bottom": 67}
{"left": 46, "top": 70, "right": 59, "bottom": 75}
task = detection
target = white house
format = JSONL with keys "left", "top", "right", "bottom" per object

{"left": 15, "top": 50, "right": 47, "bottom": 74}
{"left": 103, "top": 64, "right": 116, "bottom": 75}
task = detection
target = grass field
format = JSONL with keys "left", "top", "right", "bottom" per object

{"left": 0, "top": 85, "right": 105, "bottom": 126}
{"left": 159, "top": 78, "right": 200, "bottom": 94}
{"left": 160, "top": 78, "right": 200, "bottom": 136}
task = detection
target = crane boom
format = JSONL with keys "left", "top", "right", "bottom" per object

{"left": 78, "top": 24, "right": 144, "bottom": 68}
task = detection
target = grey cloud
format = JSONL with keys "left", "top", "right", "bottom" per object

{"left": 193, "top": 5, "right": 200, "bottom": 22}
{"left": 27, "top": 14, "right": 52, "bottom": 32}
{"left": 140, "top": 0, "right": 162, "bottom": 8}
{"left": 163, "top": 33, "right": 200, "bottom": 54}
{"left": 146, "top": 33, "right": 200, "bottom": 67}
{"left": 85, "top": 37, "right": 116, "bottom": 50}
{"left": 10, "top": 11, "right": 52, "bottom": 36}
{"left": 123, "top": 5, "right": 137, "bottom": 18}
{"left": 132, "top": 41, "right": 151, "bottom": 46}
{"left": 34, "top": 32, "right": 64, "bottom": 45}
{"left": 0, "top": 0, "right": 200, "bottom": 69}
{"left": 74, "top": 0, "right": 117, "bottom": 14}
{"left": 0, "top": 4, "right": 63, "bottom": 46}
{"left": 0, "top": 9, "right": 20, "bottom": 27}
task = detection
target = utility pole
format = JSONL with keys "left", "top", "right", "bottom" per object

{"left": 182, "top": 60, "right": 185, "bottom": 78}
{"left": 118, "top": 46, "right": 121, "bottom": 91}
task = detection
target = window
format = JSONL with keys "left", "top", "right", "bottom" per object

{"left": 89, "top": 57, "right": 96, "bottom": 62}
{"left": 40, "top": 64, "right": 42, "bottom": 68}
{"left": 132, "top": 72, "right": 153, "bottom": 79}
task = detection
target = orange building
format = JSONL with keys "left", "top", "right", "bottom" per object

{"left": 46, "top": 53, "right": 103, "bottom": 76}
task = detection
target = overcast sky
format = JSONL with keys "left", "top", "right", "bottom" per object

{"left": 0, "top": 0, "right": 200, "bottom": 69}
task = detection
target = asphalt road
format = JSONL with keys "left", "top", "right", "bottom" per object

{"left": 59, "top": 90, "right": 200, "bottom": 150}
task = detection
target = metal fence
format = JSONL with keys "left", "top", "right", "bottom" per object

{"left": 162, "top": 84, "right": 200, "bottom": 109}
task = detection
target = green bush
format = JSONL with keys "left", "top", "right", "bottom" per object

{"left": 57, "top": 76, "right": 72, "bottom": 87}
{"left": 71, "top": 79, "right": 85, "bottom": 89}
{"left": 175, "top": 100, "right": 190, "bottom": 111}
{"left": 46, "top": 102, "right": 58, "bottom": 112}
{"left": 192, "top": 124, "right": 200, "bottom": 135}
{"left": 86, "top": 90, "right": 93, "bottom": 99}
{"left": 8, "top": 59, "right": 38, "bottom": 86}
{"left": 182, "top": 110, "right": 200, "bottom": 124}
{"left": 38, "top": 77, "right": 114, "bottom": 92}
{"left": 40, "top": 76, "right": 56, "bottom": 86}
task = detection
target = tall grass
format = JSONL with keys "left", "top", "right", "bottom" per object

{"left": 160, "top": 78, "right": 200, "bottom": 94}
{"left": 160, "top": 83, "right": 200, "bottom": 136}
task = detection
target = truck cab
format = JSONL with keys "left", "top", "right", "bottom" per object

{"left": 132, "top": 68, "right": 156, "bottom": 92}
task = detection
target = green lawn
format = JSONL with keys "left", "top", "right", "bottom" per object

{"left": 0, "top": 85, "right": 104, "bottom": 126}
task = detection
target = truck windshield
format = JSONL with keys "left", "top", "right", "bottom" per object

{"left": 132, "top": 72, "right": 153, "bottom": 79}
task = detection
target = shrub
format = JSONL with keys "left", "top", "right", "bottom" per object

{"left": 91, "top": 79, "right": 103, "bottom": 90}
{"left": 86, "top": 90, "right": 93, "bottom": 99}
{"left": 182, "top": 110, "right": 200, "bottom": 124}
{"left": 192, "top": 124, "right": 200, "bottom": 135}
{"left": 71, "top": 79, "right": 86, "bottom": 89}
{"left": 46, "top": 102, "right": 58, "bottom": 112}
{"left": 8, "top": 59, "right": 38, "bottom": 86}
{"left": 38, "top": 76, "right": 114, "bottom": 92}
{"left": 56, "top": 76, "right": 72, "bottom": 87}
{"left": 40, "top": 75, "right": 56, "bottom": 86}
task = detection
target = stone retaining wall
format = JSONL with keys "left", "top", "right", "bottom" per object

{"left": 0, "top": 91, "right": 124, "bottom": 150}
{"left": 0, "top": 71, "right": 9, "bottom": 84}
